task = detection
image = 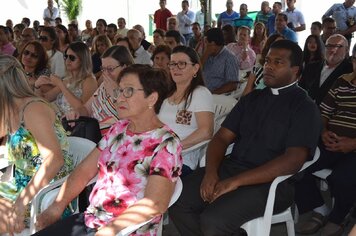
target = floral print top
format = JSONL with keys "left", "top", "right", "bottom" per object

{"left": 84, "top": 120, "right": 182, "bottom": 235}
{"left": 0, "top": 100, "right": 73, "bottom": 202}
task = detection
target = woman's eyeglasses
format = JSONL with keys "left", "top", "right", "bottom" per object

{"left": 39, "top": 36, "right": 49, "bottom": 42}
{"left": 100, "top": 65, "right": 121, "bottom": 73}
{"left": 167, "top": 61, "right": 195, "bottom": 70}
{"left": 63, "top": 54, "right": 77, "bottom": 62}
{"left": 23, "top": 50, "right": 38, "bottom": 59}
{"left": 112, "top": 87, "right": 144, "bottom": 99}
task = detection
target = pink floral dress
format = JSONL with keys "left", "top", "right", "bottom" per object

{"left": 84, "top": 120, "right": 182, "bottom": 235}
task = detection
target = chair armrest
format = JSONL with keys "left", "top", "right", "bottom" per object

{"left": 116, "top": 177, "right": 183, "bottom": 236}
{"left": 181, "top": 140, "right": 210, "bottom": 155}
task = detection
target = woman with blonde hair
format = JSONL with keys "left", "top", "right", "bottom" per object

{"left": 0, "top": 55, "right": 73, "bottom": 234}
{"left": 91, "top": 34, "right": 112, "bottom": 80}
{"left": 35, "top": 41, "right": 97, "bottom": 117}
{"left": 250, "top": 22, "right": 267, "bottom": 56}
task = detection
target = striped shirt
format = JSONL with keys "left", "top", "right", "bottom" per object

{"left": 91, "top": 84, "right": 119, "bottom": 134}
{"left": 320, "top": 73, "right": 356, "bottom": 138}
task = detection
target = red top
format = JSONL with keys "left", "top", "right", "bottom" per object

{"left": 154, "top": 8, "right": 173, "bottom": 31}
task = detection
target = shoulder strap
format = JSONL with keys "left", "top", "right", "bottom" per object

{"left": 19, "top": 99, "right": 47, "bottom": 125}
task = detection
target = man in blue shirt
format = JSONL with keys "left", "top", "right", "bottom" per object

{"left": 200, "top": 28, "right": 239, "bottom": 94}
{"left": 233, "top": 3, "right": 254, "bottom": 29}
{"left": 273, "top": 13, "right": 298, "bottom": 43}
{"left": 217, "top": 0, "right": 240, "bottom": 28}
{"left": 268, "top": 2, "right": 283, "bottom": 35}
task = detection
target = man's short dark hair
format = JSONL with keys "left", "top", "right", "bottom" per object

{"left": 274, "top": 2, "right": 282, "bottom": 7}
{"left": 68, "top": 24, "right": 78, "bottom": 31}
{"left": 191, "top": 22, "right": 201, "bottom": 28}
{"left": 55, "top": 17, "right": 62, "bottom": 23}
{"left": 165, "top": 30, "right": 181, "bottom": 44}
{"left": 322, "top": 17, "right": 335, "bottom": 25}
{"left": 277, "top": 13, "right": 288, "bottom": 22}
{"left": 182, "top": 0, "right": 189, "bottom": 6}
{"left": 311, "top": 21, "right": 322, "bottom": 30}
{"left": 22, "top": 17, "right": 31, "bottom": 27}
{"left": 118, "top": 17, "right": 126, "bottom": 24}
{"left": 270, "top": 39, "right": 303, "bottom": 76}
{"left": 0, "top": 26, "right": 10, "bottom": 34}
{"left": 205, "top": 28, "right": 224, "bottom": 46}
{"left": 107, "top": 23, "right": 118, "bottom": 31}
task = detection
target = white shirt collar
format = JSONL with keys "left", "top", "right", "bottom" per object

{"left": 270, "top": 81, "right": 297, "bottom": 95}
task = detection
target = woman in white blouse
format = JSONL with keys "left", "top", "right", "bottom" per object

{"left": 159, "top": 45, "right": 214, "bottom": 176}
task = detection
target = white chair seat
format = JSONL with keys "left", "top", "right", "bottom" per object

{"left": 241, "top": 147, "right": 321, "bottom": 236}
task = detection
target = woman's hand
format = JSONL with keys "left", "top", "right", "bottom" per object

{"left": 49, "top": 74, "right": 65, "bottom": 89}
{"left": 7, "top": 201, "right": 26, "bottom": 234}
{"left": 35, "top": 204, "right": 63, "bottom": 232}
{"left": 102, "top": 74, "right": 118, "bottom": 99}
{"left": 65, "top": 110, "right": 80, "bottom": 127}
{"left": 35, "top": 75, "right": 52, "bottom": 88}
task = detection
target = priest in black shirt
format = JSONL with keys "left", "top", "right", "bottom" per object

{"left": 169, "top": 40, "right": 322, "bottom": 236}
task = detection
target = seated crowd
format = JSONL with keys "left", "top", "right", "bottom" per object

{"left": 0, "top": 0, "right": 355, "bottom": 235}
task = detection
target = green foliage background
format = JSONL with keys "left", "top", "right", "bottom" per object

{"left": 61, "top": 0, "right": 82, "bottom": 21}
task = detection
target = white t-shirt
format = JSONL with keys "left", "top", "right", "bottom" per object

{"left": 47, "top": 50, "right": 66, "bottom": 79}
{"left": 158, "top": 86, "right": 213, "bottom": 169}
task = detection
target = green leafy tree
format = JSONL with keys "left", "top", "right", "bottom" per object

{"left": 61, "top": 0, "right": 82, "bottom": 21}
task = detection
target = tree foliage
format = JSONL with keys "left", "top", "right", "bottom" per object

{"left": 61, "top": 0, "right": 82, "bottom": 21}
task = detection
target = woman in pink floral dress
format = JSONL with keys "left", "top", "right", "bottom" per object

{"left": 34, "top": 64, "right": 182, "bottom": 236}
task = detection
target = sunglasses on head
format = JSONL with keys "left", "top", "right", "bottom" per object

{"left": 63, "top": 54, "right": 77, "bottom": 62}
{"left": 23, "top": 49, "right": 38, "bottom": 59}
{"left": 39, "top": 36, "right": 49, "bottom": 42}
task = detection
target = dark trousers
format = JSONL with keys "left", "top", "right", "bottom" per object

{"left": 169, "top": 158, "right": 295, "bottom": 236}
{"left": 32, "top": 213, "right": 96, "bottom": 236}
{"left": 295, "top": 143, "right": 356, "bottom": 224}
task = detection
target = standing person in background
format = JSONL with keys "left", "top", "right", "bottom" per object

{"left": 116, "top": 17, "right": 129, "bottom": 37}
{"left": 217, "top": 0, "right": 240, "bottom": 28}
{"left": 43, "top": 0, "right": 59, "bottom": 26}
{"left": 154, "top": 0, "right": 172, "bottom": 31}
{"left": 177, "top": 0, "right": 195, "bottom": 45}
{"left": 321, "top": 17, "right": 337, "bottom": 44}
{"left": 311, "top": 21, "right": 323, "bottom": 37}
{"left": 5, "top": 19, "right": 13, "bottom": 29}
{"left": 285, "top": 0, "right": 306, "bottom": 34}
{"left": 195, "top": 2, "right": 205, "bottom": 29}
{"left": 233, "top": 3, "right": 254, "bottom": 29}
{"left": 322, "top": 0, "right": 356, "bottom": 48}
{"left": 255, "top": 1, "right": 273, "bottom": 32}
{"left": 267, "top": 1, "right": 283, "bottom": 35}
{"left": 189, "top": 22, "right": 203, "bottom": 50}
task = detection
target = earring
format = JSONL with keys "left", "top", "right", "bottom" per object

{"left": 148, "top": 105, "right": 153, "bottom": 109}
{"left": 193, "top": 74, "right": 197, "bottom": 78}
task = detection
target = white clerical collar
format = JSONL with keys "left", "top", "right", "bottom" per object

{"left": 270, "top": 81, "right": 297, "bottom": 95}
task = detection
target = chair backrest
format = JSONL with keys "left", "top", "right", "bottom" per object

{"left": 68, "top": 136, "right": 96, "bottom": 167}
{"left": 213, "top": 95, "right": 237, "bottom": 134}
{"left": 29, "top": 137, "right": 97, "bottom": 234}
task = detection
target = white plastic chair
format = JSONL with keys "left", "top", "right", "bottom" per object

{"left": 240, "top": 147, "right": 321, "bottom": 236}
{"left": 116, "top": 177, "right": 183, "bottom": 236}
{"left": 27, "top": 137, "right": 97, "bottom": 234}
{"left": 199, "top": 95, "right": 237, "bottom": 167}
{"left": 313, "top": 168, "right": 332, "bottom": 191}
